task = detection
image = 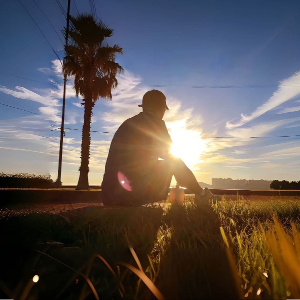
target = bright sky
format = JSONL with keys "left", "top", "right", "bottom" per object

{"left": 0, "top": 0, "right": 300, "bottom": 185}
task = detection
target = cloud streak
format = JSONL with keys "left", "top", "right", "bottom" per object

{"left": 226, "top": 71, "right": 300, "bottom": 128}
{"left": 277, "top": 106, "right": 300, "bottom": 114}
{"left": 227, "top": 117, "right": 300, "bottom": 138}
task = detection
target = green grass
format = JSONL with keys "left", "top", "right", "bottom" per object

{"left": 1, "top": 196, "right": 300, "bottom": 299}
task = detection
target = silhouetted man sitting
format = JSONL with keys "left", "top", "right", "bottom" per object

{"left": 101, "top": 90, "right": 204, "bottom": 206}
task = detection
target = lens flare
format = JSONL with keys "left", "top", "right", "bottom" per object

{"left": 117, "top": 171, "right": 132, "bottom": 191}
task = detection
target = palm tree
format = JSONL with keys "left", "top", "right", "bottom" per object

{"left": 63, "top": 14, "right": 123, "bottom": 189}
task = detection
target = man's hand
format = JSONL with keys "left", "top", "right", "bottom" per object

{"left": 195, "top": 188, "right": 221, "bottom": 204}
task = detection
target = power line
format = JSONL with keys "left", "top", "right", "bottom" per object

{"left": 0, "top": 102, "right": 40, "bottom": 115}
{"left": 53, "top": 127, "right": 109, "bottom": 134}
{"left": 0, "top": 72, "right": 50, "bottom": 84}
{"left": 73, "top": 0, "right": 80, "bottom": 15}
{"left": 17, "top": 0, "right": 62, "bottom": 66}
{"left": 89, "top": 0, "right": 98, "bottom": 19}
{"left": 55, "top": 0, "right": 67, "bottom": 18}
{"left": 33, "top": 0, "right": 64, "bottom": 45}
{"left": 51, "top": 127, "right": 300, "bottom": 138}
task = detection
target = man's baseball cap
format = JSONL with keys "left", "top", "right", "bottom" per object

{"left": 138, "top": 90, "right": 169, "bottom": 110}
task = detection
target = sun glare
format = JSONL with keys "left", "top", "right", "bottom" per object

{"left": 168, "top": 120, "right": 206, "bottom": 168}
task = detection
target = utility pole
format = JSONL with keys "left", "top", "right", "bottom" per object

{"left": 54, "top": 0, "right": 71, "bottom": 187}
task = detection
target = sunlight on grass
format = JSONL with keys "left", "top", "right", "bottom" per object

{"left": 213, "top": 197, "right": 300, "bottom": 299}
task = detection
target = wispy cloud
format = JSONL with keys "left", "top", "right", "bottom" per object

{"left": 233, "top": 150, "right": 246, "bottom": 155}
{"left": 0, "top": 59, "right": 83, "bottom": 126}
{"left": 260, "top": 144, "right": 300, "bottom": 160}
{"left": 285, "top": 123, "right": 300, "bottom": 129}
{"left": 261, "top": 163, "right": 280, "bottom": 169}
{"left": 0, "top": 85, "right": 59, "bottom": 107}
{"left": 226, "top": 165, "right": 249, "bottom": 169}
{"left": 277, "top": 106, "right": 300, "bottom": 114}
{"left": 226, "top": 71, "right": 300, "bottom": 128}
{"left": 0, "top": 146, "right": 56, "bottom": 156}
{"left": 227, "top": 117, "right": 300, "bottom": 138}
{"left": 101, "top": 71, "right": 147, "bottom": 131}
{"left": 38, "top": 59, "right": 64, "bottom": 78}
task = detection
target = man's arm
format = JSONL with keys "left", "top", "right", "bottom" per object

{"left": 155, "top": 121, "right": 173, "bottom": 159}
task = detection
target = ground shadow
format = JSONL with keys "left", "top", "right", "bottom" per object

{"left": 147, "top": 198, "right": 241, "bottom": 300}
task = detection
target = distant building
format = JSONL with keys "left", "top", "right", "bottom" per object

{"left": 212, "top": 178, "right": 272, "bottom": 190}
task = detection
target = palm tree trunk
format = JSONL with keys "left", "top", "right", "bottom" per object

{"left": 76, "top": 100, "right": 94, "bottom": 190}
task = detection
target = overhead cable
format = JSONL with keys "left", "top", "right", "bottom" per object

{"left": 32, "top": 0, "right": 64, "bottom": 45}
{"left": 55, "top": 0, "right": 67, "bottom": 18}
{"left": 73, "top": 0, "right": 79, "bottom": 15}
{"left": 0, "top": 73, "right": 49, "bottom": 84}
{"left": 0, "top": 102, "right": 39, "bottom": 115}
{"left": 89, "top": 0, "right": 98, "bottom": 19}
{"left": 17, "top": 0, "right": 62, "bottom": 66}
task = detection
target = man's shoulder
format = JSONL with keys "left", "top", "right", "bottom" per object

{"left": 114, "top": 114, "right": 142, "bottom": 134}
{"left": 122, "top": 112, "right": 163, "bottom": 125}
{"left": 116, "top": 112, "right": 166, "bottom": 135}
{"left": 118, "top": 113, "right": 142, "bottom": 128}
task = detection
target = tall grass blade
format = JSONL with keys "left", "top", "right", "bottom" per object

{"left": 35, "top": 250, "right": 99, "bottom": 300}
{"left": 79, "top": 253, "right": 124, "bottom": 300}
{"left": 118, "top": 262, "right": 165, "bottom": 300}
{"left": 220, "top": 227, "right": 244, "bottom": 299}
{"left": 266, "top": 216, "right": 300, "bottom": 298}
{"left": 0, "top": 279, "right": 13, "bottom": 299}
{"left": 124, "top": 228, "right": 144, "bottom": 271}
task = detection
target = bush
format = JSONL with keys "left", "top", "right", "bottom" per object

{"left": 270, "top": 180, "right": 300, "bottom": 190}
{"left": 0, "top": 173, "right": 53, "bottom": 189}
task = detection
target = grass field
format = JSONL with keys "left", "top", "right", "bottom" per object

{"left": 1, "top": 196, "right": 300, "bottom": 299}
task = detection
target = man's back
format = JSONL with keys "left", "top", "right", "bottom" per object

{"left": 101, "top": 112, "right": 172, "bottom": 205}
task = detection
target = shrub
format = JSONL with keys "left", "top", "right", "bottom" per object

{"left": 0, "top": 173, "right": 53, "bottom": 189}
{"left": 270, "top": 180, "right": 300, "bottom": 190}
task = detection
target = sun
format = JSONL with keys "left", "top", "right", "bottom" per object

{"left": 168, "top": 120, "right": 206, "bottom": 168}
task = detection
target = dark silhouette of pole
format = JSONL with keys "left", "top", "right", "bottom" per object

{"left": 54, "top": 0, "right": 71, "bottom": 187}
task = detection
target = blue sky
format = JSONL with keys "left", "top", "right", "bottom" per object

{"left": 0, "top": 0, "right": 300, "bottom": 185}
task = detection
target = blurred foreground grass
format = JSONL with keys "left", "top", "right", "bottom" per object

{"left": 1, "top": 196, "right": 300, "bottom": 299}
{"left": 212, "top": 196, "right": 300, "bottom": 299}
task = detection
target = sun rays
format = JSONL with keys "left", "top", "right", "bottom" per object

{"left": 168, "top": 120, "right": 206, "bottom": 168}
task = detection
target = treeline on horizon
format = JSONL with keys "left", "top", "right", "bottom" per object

{"left": 0, "top": 173, "right": 53, "bottom": 189}
{"left": 270, "top": 180, "right": 300, "bottom": 190}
